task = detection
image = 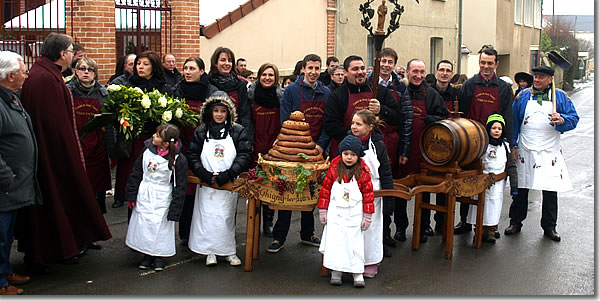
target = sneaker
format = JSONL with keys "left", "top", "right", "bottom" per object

{"left": 301, "top": 235, "right": 321, "bottom": 247}
{"left": 267, "top": 240, "right": 284, "bottom": 253}
{"left": 329, "top": 271, "right": 342, "bottom": 286}
{"left": 138, "top": 255, "right": 153, "bottom": 270}
{"left": 153, "top": 257, "right": 166, "bottom": 271}
{"left": 353, "top": 273, "right": 365, "bottom": 288}
{"left": 363, "top": 264, "right": 378, "bottom": 278}
{"left": 225, "top": 255, "right": 241, "bottom": 266}
{"left": 206, "top": 254, "right": 217, "bottom": 266}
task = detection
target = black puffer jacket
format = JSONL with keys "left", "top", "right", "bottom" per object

{"left": 125, "top": 138, "right": 188, "bottom": 221}
{"left": 209, "top": 72, "right": 254, "bottom": 144}
{"left": 187, "top": 96, "right": 252, "bottom": 187}
{"left": 361, "top": 129, "right": 395, "bottom": 215}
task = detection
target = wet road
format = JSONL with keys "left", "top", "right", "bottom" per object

{"left": 10, "top": 78, "right": 594, "bottom": 296}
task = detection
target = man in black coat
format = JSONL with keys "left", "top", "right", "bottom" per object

{"left": 163, "top": 53, "right": 182, "bottom": 88}
{"left": 0, "top": 51, "right": 42, "bottom": 295}
{"left": 398, "top": 58, "right": 448, "bottom": 243}
{"left": 318, "top": 56, "right": 339, "bottom": 86}
{"left": 456, "top": 45, "right": 513, "bottom": 235}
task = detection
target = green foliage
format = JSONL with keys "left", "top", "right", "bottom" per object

{"left": 294, "top": 164, "right": 312, "bottom": 199}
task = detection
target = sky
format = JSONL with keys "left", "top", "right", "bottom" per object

{"left": 542, "top": 0, "right": 596, "bottom": 15}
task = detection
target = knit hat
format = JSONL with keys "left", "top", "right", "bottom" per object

{"left": 486, "top": 113, "right": 505, "bottom": 126}
{"left": 338, "top": 135, "right": 364, "bottom": 157}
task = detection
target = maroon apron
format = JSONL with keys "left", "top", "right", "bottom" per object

{"left": 330, "top": 86, "right": 372, "bottom": 157}
{"left": 180, "top": 99, "right": 204, "bottom": 196}
{"left": 398, "top": 86, "right": 427, "bottom": 178}
{"left": 299, "top": 82, "right": 326, "bottom": 143}
{"left": 226, "top": 90, "right": 240, "bottom": 113}
{"left": 73, "top": 94, "right": 111, "bottom": 194}
{"left": 380, "top": 85, "right": 401, "bottom": 178}
{"left": 466, "top": 77, "right": 501, "bottom": 126}
{"left": 251, "top": 103, "right": 280, "bottom": 168}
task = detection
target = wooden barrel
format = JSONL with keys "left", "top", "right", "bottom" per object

{"left": 420, "top": 118, "right": 488, "bottom": 167}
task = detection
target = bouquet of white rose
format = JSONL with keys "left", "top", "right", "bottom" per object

{"left": 80, "top": 84, "right": 199, "bottom": 140}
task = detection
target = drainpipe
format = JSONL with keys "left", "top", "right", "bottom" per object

{"left": 457, "top": 0, "right": 463, "bottom": 75}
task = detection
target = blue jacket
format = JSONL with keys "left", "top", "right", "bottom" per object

{"left": 280, "top": 75, "right": 331, "bottom": 149}
{"left": 512, "top": 87, "right": 579, "bottom": 147}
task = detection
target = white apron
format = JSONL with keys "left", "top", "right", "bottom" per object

{"left": 362, "top": 138, "right": 383, "bottom": 265}
{"left": 126, "top": 149, "right": 176, "bottom": 256}
{"left": 318, "top": 178, "right": 365, "bottom": 273}
{"left": 467, "top": 142, "right": 508, "bottom": 226}
{"left": 517, "top": 95, "right": 572, "bottom": 192}
{"left": 188, "top": 132, "right": 239, "bottom": 256}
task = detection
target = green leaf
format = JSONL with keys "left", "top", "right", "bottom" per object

{"left": 297, "top": 153, "right": 310, "bottom": 160}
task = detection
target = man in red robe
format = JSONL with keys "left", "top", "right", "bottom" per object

{"left": 17, "top": 33, "right": 112, "bottom": 268}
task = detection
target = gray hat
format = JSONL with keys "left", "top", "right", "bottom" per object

{"left": 531, "top": 65, "right": 554, "bottom": 76}
{"left": 338, "top": 135, "right": 364, "bottom": 157}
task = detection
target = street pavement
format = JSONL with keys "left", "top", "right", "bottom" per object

{"left": 9, "top": 78, "right": 595, "bottom": 296}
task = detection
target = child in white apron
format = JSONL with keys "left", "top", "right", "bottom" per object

{"left": 187, "top": 96, "right": 252, "bottom": 267}
{"left": 318, "top": 135, "right": 374, "bottom": 288}
{"left": 466, "top": 114, "right": 518, "bottom": 243}
{"left": 125, "top": 124, "right": 188, "bottom": 271}
{"left": 350, "top": 109, "right": 394, "bottom": 278}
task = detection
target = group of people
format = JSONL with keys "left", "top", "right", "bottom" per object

{"left": 0, "top": 31, "right": 580, "bottom": 293}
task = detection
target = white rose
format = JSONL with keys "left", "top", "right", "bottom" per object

{"left": 107, "top": 84, "right": 121, "bottom": 92}
{"left": 140, "top": 96, "right": 151, "bottom": 109}
{"left": 133, "top": 87, "right": 144, "bottom": 94}
{"left": 175, "top": 108, "right": 183, "bottom": 118}
{"left": 162, "top": 110, "right": 172, "bottom": 122}
{"left": 158, "top": 96, "right": 168, "bottom": 108}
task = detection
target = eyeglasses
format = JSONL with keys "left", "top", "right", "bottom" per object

{"left": 332, "top": 73, "right": 345, "bottom": 77}
{"left": 19, "top": 69, "right": 29, "bottom": 76}
{"left": 77, "top": 67, "right": 96, "bottom": 73}
{"left": 65, "top": 49, "right": 74, "bottom": 54}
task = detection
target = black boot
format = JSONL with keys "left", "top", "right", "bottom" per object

{"left": 262, "top": 205, "right": 274, "bottom": 237}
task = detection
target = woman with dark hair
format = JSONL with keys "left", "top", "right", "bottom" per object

{"left": 281, "top": 74, "right": 297, "bottom": 89}
{"left": 208, "top": 47, "right": 253, "bottom": 145}
{"left": 248, "top": 63, "right": 283, "bottom": 236}
{"left": 125, "top": 51, "right": 168, "bottom": 94}
{"left": 172, "top": 56, "right": 227, "bottom": 243}
{"left": 113, "top": 51, "right": 168, "bottom": 210}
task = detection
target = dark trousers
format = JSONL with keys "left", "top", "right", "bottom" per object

{"left": 386, "top": 197, "right": 408, "bottom": 236}
{"left": 509, "top": 188, "right": 558, "bottom": 231}
{"left": 0, "top": 210, "right": 16, "bottom": 287}
{"left": 178, "top": 195, "right": 195, "bottom": 240}
{"left": 262, "top": 204, "right": 274, "bottom": 227}
{"left": 433, "top": 194, "right": 447, "bottom": 228}
{"left": 272, "top": 209, "right": 315, "bottom": 244}
{"left": 459, "top": 202, "right": 469, "bottom": 223}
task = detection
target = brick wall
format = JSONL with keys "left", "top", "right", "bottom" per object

{"left": 165, "top": 0, "right": 201, "bottom": 67}
{"left": 326, "top": 0, "right": 336, "bottom": 57}
{"left": 66, "top": 0, "right": 116, "bottom": 84}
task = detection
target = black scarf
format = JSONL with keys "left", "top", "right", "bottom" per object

{"left": 179, "top": 74, "right": 211, "bottom": 101}
{"left": 207, "top": 121, "right": 229, "bottom": 141}
{"left": 129, "top": 74, "right": 166, "bottom": 93}
{"left": 209, "top": 72, "right": 241, "bottom": 92}
{"left": 254, "top": 84, "right": 279, "bottom": 108}
{"left": 486, "top": 121, "right": 504, "bottom": 146}
{"left": 76, "top": 78, "right": 96, "bottom": 94}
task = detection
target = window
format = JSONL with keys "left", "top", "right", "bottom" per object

{"left": 530, "top": 50, "right": 539, "bottom": 70}
{"left": 534, "top": 0, "right": 542, "bottom": 28}
{"left": 515, "top": 0, "right": 523, "bottom": 25}
{"left": 367, "top": 35, "right": 376, "bottom": 70}
{"left": 524, "top": 0, "right": 533, "bottom": 26}
{"left": 430, "top": 37, "right": 443, "bottom": 74}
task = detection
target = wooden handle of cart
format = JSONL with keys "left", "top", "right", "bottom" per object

{"left": 552, "top": 76, "right": 557, "bottom": 113}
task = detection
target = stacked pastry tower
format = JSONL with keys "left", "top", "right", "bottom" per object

{"left": 263, "top": 111, "right": 325, "bottom": 163}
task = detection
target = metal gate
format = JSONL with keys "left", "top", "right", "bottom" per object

{"left": 1, "top": 0, "right": 64, "bottom": 68}
{"left": 114, "top": 0, "right": 171, "bottom": 58}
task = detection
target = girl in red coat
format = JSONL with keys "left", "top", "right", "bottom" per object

{"left": 318, "top": 135, "right": 374, "bottom": 288}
